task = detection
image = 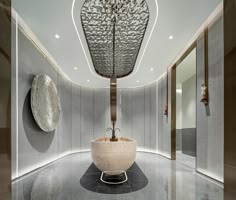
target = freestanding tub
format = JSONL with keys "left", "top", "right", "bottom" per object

{"left": 91, "top": 137, "right": 136, "bottom": 175}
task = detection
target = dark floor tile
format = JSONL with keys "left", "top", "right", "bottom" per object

{"left": 80, "top": 162, "right": 148, "bottom": 194}
{"left": 97, "top": 185, "right": 132, "bottom": 194}
{"left": 80, "top": 173, "right": 100, "bottom": 185}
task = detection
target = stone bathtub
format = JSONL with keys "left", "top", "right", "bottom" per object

{"left": 91, "top": 137, "right": 136, "bottom": 175}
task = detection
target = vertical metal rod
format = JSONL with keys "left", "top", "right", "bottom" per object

{"left": 112, "top": 18, "right": 116, "bottom": 76}
{"left": 204, "top": 28, "right": 209, "bottom": 91}
{"left": 110, "top": 77, "right": 117, "bottom": 141}
{"left": 164, "top": 70, "right": 169, "bottom": 116}
{"left": 203, "top": 27, "right": 209, "bottom": 105}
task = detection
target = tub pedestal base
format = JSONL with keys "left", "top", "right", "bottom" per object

{"left": 100, "top": 171, "right": 128, "bottom": 185}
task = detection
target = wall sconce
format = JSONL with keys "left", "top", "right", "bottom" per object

{"left": 164, "top": 71, "right": 168, "bottom": 116}
{"left": 200, "top": 83, "right": 208, "bottom": 105}
{"left": 200, "top": 28, "right": 209, "bottom": 106}
{"left": 164, "top": 104, "right": 168, "bottom": 116}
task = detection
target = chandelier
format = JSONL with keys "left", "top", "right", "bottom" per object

{"left": 81, "top": 0, "right": 149, "bottom": 78}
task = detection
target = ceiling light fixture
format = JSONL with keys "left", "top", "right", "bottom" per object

{"left": 176, "top": 89, "right": 182, "bottom": 94}
{"left": 87, "top": 79, "right": 90, "bottom": 82}
{"left": 169, "top": 35, "right": 174, "bottom": 40}
{"left": 150, "top": 67, "right": 154, "bottom": 71}
{"left": 74, "top": 67, "right": 78, "bottom": 70}
{"left": 81, "top": 0, "right": 149, "bottom": 78}
{"left": 72, "top": 0, "right": 159, "bottom": 80}
{"left": 54, "top": 34, "right": 60, "bottom": 39}
{"left": 136, "top": 80, "right": 140, "bottom": 83}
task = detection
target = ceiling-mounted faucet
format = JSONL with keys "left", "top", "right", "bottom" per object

{"left": 105, "top": 127, "right": 120, "bottom": 142}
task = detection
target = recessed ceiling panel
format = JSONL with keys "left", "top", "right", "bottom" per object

{"left": 13, "top": 0, "right": 221, "bottom": 88}
{"left": 81, "top": 0, "right": 149, "bottom": 78}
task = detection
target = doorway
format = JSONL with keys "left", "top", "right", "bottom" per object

{"left": 175, "top": 48, "right": 196, "bottom": 169}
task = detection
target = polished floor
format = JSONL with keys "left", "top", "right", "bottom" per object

{"left": 12, "top": 152, "right": 223, "bottom": 200}
{"left": 176, "top": 150, "right": 196, "bottom": 169}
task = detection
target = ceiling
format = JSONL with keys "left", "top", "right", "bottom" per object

{"left": 13, "top": 0, "right": 221, "bottom": 88}
{"left": 176, "top": 48, "right": 196, "bottom": 89}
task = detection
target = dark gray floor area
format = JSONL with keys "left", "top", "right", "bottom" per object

{"left": 80, "top": 162, "right": 148, "bottom": 194}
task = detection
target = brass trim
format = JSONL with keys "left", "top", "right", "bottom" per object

{"left": 164, "top": 70, "right": 168, "bottom": 116}
{"left": 200, "top": 28, "right": 209, "bottom": 105}
{"left": 175, "top": 42, "right": 197, "bottom": 67}
{"left": 170, "top": 66, "right": 176, "bottom": 160}
{"left": 0, "top": 47, "right": 10, "bottom": 63}
{"left": 110, "top": 77, "right": 118, "bottom": 141}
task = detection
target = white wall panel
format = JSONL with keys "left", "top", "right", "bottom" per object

{"left": 150, "top": 83, "right": 157, "bottom": 151}
{"left": 58, "top": 76, "right": 72, "bottom": 155}
{"left": 120, "top": 89, "right": 132, "bottom": 138}
{"left": 157, "top": 79, "right": 164, "bottom": 154}
{"left": 72, "top": 84, "right": 81, "bottom": 152}
{"left": 157, "top": 75, "right": 171, "bottom": 158}
{"left": 80, "top": 87, "right": 94, "bottom": 150}
{"left": 144, "top": 86, "right": 151, "bottom": 151}
{"left": 196, "top": 17, "right": 224, "bottom": 182}
{"left": 131, "top": 87, "right": 145, "bottom": 150}
{"left": 93, "top": 89, "right": 106, "bottom": 139}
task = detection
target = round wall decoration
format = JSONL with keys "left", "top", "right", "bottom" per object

{"left": 31, "top": 74, "right": 61, "bottom": 132}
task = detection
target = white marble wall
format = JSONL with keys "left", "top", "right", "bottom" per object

{"left": 119, "top": 85, "right": 159, "bottom": 152}
{"left": 157, "top": 75, "right": 172, "bottom": 158}
{"left": 196, "top": 16, "right": 224, "bottom": 182}
{"left": 71, "top": 84, "right": 81, "bottom": 152}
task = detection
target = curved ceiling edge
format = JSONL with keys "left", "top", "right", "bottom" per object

{"left": 72, "top": 0, "right": 158, "bottom": 80}
{"left": 14, "top": 8, "right": 162, "bottom": 90}
{"left": 14, "top": 3, "right": 223, "bottom": 90}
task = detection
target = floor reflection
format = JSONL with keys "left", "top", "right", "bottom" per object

{"left": 12, "top": 152, "right": 223, "bottom": 200}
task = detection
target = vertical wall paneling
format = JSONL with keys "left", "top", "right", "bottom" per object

{"left": 170, "top": 67, "right": 176, "bottom": 160}
{"left": 131, "top": 87, "right": 145, "bottom": 150}
{"left": 163, "top": 74, "right": 171, "bottom": 158}
{"left": 144, "top": 86, "right": 151, "bottom": 151}
{"left": 196, "top": 16, "right": 224, "bottom": 182}
{"left": 157, "top": 78, "right": 163, "bottom": 155}
{"left": 58, "top": 76, "right": 72, "bottom": 155}
{"left": 80, "top": 87, "right": 94, "bottom": 150}
{"left": 157, "top": 75, "right": 171, "bottom": 158}
{"left": 120, "top": 89, "right": 132, "bottom": 138}
{"left": 71, "top": 84, "right": 81, "bottom": 152}
{"left": 155, "top": 82, "right": 159, "bottom": 152}
{"left": 93, "top": 89, "right": 106, "bottom": 139}
{"left": 150, "top": 84, "right": 157, "bottom": 152}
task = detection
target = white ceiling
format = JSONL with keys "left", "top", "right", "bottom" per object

{"left": 13, "top": 0, "right": 221, "bottom": 88}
